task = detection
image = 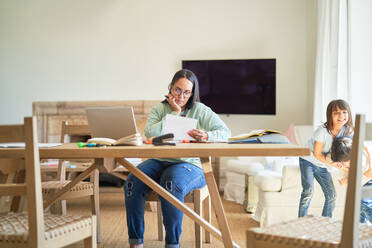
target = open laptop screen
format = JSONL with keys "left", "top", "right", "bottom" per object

{"left": 86, "top": 106, "right": 138, "bottom": 140}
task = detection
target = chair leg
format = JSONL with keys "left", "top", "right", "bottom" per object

{"left": 157, "top": 200, "right": 164, "bottom": 241}
{"left": 50, "top": 198, "right": 67, "bottom": 215}
{"left": 194, "top": 190, "right": 202, "bottom": 248}
{"left": 84, "top": 215, "right": 97, "bottom": 248}
{"left": 204, "top": 195, "right": 211, "bottom": 243}
{"left": 90, "top": 169, "right": 101, "bottom": 243}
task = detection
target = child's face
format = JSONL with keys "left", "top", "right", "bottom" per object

{"left": 332, "top": 106, "right": 349, "bottom": 128}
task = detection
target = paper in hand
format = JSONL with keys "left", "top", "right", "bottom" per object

{"left": 163, "top": 114, "right": 197, "bottom": 141}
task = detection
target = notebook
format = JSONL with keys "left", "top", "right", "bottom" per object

{"left": 85, "top": 106, "right": 139, "bottom": 141}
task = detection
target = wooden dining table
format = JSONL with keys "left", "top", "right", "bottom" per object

{"left": 0, "top": 142, "right": 309, "bottom": 248}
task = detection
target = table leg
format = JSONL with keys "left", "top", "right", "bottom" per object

{"left": 200, "top": 157, "right": 234, "bottom": 248}
{"left": 116, "top": 158, "right": 239, "bottom": 248}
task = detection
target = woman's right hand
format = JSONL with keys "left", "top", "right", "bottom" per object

{"left": 165, "top": 93, "right": 181, "bottom": 114}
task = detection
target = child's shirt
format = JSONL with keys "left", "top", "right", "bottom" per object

{"left": 301, "top": 125, "right": 350, "bottom": 170}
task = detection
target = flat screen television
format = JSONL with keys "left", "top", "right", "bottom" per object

{"left": 182, "top": 59, "right": 276, "bottom": 115}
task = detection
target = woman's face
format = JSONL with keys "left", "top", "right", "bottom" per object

{"left": 170, "top": 78, "right": 193, "bottom": 108}
{"left": 332, "top": 106, "right": 349, "bottom": 128}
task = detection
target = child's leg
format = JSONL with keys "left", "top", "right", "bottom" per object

{"left": 298, "top": 158, "right": 315, "bottom": 217}
{"left": 313, "top": 166, "right": 336, "bottom": 218}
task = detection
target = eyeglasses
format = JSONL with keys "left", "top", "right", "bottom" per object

{"left": 171, "top": 87, "right": 192, "bottom": 98}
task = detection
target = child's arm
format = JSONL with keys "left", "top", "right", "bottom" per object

{"left": 338, "top": 177, "right": 348, "bottom": 185}
{"left": 364, "top": 146, "right": 371, "bottom": 169}
{"left": 363, "top": 146, "right": 372, "bottom": 178}
{"left": 314, "top": 141, "right": 342, "bottom": 168}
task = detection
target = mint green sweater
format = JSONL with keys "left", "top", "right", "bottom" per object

{"left": 144, "top": 102, "right": 231, "bottom": 168}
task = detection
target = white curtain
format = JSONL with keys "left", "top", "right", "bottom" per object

{"left": 313, "top": 0, "right": 349, "bottom": 126}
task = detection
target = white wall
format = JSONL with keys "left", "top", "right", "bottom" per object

{"left": 0, "top": 0, "right": 317, "bottom": 132}
{"left": 350, "top": 0, "right": 372, "bottom": 122}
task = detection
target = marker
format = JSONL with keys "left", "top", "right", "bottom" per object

{"left": 77, "top": 142, "right": 105, "bottom": 147}
{"left": 182, "top": 140, "right": 190, "bottom": 143}
{"left": 77, "top": 142, "right": 87, "bottom": 147}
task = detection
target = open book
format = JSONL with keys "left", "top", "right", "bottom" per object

{"left": 87, "top": 133, "right": 143, "bottom": 146}
{"left": 229, "top": 129, "right": 281, "bottom": 141}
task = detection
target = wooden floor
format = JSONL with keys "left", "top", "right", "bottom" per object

{"left": 65, "top": 187, "right": 259, "bottom": 248}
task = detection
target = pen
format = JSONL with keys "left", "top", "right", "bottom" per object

{"left": 77, "top": 142, "right": 87, "bottom": 147}
{"left": 77, "top": 142, "right": 106, "bottom": 147}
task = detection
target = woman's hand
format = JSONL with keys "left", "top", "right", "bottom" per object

{"left": 188, "top": 129, "right": 208, "bottom": 141}
{"left": 165, "top": 93, "right": 181, "bottom": 114}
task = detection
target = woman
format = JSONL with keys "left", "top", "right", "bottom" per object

{"left": 124, "top": 69, "right": 231, "bottom": 248}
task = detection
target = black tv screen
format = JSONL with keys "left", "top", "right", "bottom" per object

{"left": 182, "top": 59, "right": 276, "bottom": 115}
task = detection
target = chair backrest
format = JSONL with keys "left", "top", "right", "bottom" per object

{"left": 0, "top": 117, "right": 45, "bottom": 246}
{"left": 60, "top": 121, "right": 91, "bottom": 143}
{"left": 340, "top": 114, "right": 372, "bottom": 248}
{"left": 56, "top": 121, "right": 91, "bottom": 180}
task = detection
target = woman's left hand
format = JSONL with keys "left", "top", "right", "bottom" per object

{"left": 188, "top": 129, "right": 208, "bottom": 141}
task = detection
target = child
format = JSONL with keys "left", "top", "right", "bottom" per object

{"left": 331, "top": 136, "right": 372, "bottom": 223}
{"left": 331, "top": 137, "right": 372, "bottom": 185}
{"left": 298, "top": 99, "right": 354, "bottom": 218}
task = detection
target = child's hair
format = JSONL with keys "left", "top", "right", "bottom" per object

{"left": 331, "top": 136, "right": 352, "bottom": 162}
{"left": 324, "top": 99, "right": 354, "bottom": 135}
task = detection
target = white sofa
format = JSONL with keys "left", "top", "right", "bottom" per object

{"left": 253, "top": 163, "right": 347, "bottom": 227}
{"left": 223, "top": 125, "right": 315, "bottom": 212}
{"left": 252, "top": 126, "right": 372, "bottom": 227}
{"left": 251, "top": 124, "right": 344, "bottom": 226}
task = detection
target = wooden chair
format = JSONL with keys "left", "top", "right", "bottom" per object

{"left": 40, "top": 121, "right": 101, "bottom": 242}
{"left": 246, "top": 114, "right": 372, "bottom": 248}
{"left": 147, "top": 185, "right": 212, "bottom": 248}
{"left": 0, "top": 117, "right": 96, "bottom": 247}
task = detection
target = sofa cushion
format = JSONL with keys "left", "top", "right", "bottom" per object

{"left": 254, "top": 170, "right": 282, "bottom": 192}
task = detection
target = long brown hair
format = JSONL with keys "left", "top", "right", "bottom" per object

{"left": 324, "top": 99, "right": 354, "bottom": 135}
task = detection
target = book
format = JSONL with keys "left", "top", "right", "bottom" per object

{"left": 228, "top": 129, "right": 281, "bottom": 141}
{"left": 87, "top": 133, "right": 143, "bottom": 146}
{"left": 228, "top": 134, "right": 290, "bottom": 144}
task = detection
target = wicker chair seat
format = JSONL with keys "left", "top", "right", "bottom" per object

{"left": 0, "top": 212, "right": 92, "bottom": 243}
{"left": 249, "top": 215, "right": 372, "bottom": 247}
{"left": 42, "top": 180, "right": 93, "bottom": 192}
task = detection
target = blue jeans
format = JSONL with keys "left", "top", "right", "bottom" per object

{"left": 124, "top": 159, "right": 206, "bottom": 248}
{"left": 298, "top": 158, "right": 336, "bottom": 217}
{"left": 360, "top": 180, "right": 372, "bottom": 223}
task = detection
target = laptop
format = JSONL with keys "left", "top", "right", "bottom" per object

{"left": 86, "top": 106, "right": 138, "bottom": 140}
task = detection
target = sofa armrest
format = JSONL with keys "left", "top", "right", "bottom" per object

{"left": 254, "top": 170, "right": 282, "bottom": 192}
